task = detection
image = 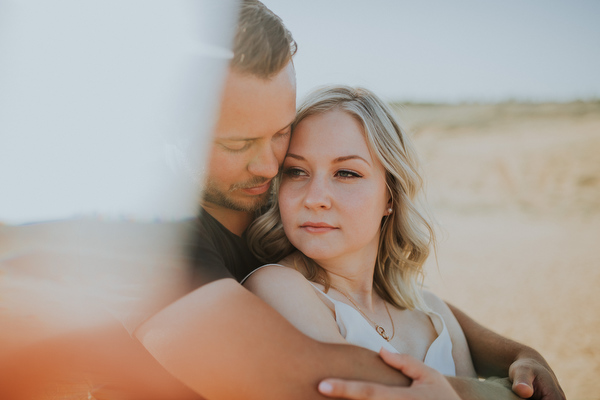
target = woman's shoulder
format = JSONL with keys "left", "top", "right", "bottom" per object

{"left": 243, "top": 263, "right": 303, "bottom": 284}
{"left": 421, "top": 289, "right": 448, "bottom": 313}
{"left": 242, "top": 257, "right": 343, "bottom": 343}
{"left": 242, "top": 253, "right": 314, "bottom": 296}
{"left": 420, "top": 290, "right": 459, "bottom": 333}
{"left": 420, "top": 289, "right": 477, "bottom": 376}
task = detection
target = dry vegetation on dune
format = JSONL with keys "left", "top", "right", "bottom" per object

{"left": 394, "top": 101, "right": 600, "bottom": 400}
{"left": 395, "top": 101, "right": 600, "bottom": 215}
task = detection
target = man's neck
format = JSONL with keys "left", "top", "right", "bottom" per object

{"left": 201, "top": 202, "right": 254, "bottom": 237}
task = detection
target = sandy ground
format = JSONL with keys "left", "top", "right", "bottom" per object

{"left": 394, "top": 102, "right": 600, "bottom": 400}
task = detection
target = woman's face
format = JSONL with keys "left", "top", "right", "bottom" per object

{"left": 279, "top": 109, "right": 390, "bottom": 265}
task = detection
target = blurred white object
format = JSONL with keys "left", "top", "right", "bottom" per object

{"left": 0, "top": 0, "right": 238, "bottom": 373}
{"left": 0, "top": 0, "right": 237, "bottom": 224}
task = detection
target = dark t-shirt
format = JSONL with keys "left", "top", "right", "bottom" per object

{"left": 120, "top": 209, "right": 261, "bottom": 335}
{"left": 187, "top": 208, "right": 262, "bottom": 288}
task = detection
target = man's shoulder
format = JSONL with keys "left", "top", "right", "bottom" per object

{"left": 194, "top": 208, "right": 225, "bottom": 236}
{"left": 189, "top": 208, "right": 262, "bottom": 283}
{"left": 187, "top": 209, "right": 237, "bottom": 252}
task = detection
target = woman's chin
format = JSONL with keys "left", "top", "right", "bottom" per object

{"left": 298, "top": 248, "right": 337, "bottom": 264}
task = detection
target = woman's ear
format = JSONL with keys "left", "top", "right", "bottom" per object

{"left": 385, "top": 199, "right": 393, "bottom": 216}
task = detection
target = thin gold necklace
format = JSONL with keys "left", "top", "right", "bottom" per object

{"left": 327, "top": 282, "right": 395, "bottom": 342}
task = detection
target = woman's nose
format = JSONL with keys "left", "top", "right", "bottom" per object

{"left": 303, "top": 175, "right": 331, "bottom": 210}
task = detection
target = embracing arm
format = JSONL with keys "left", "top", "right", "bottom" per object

{"left": 317, "top": 300, "right": 566, "bottom": 400}
{"left": 135, "top": 276, "right": 540, "bottom": 400}
{"left": 449, "top": 303, "right": 565, "bottom": 400}
{"left": 243, "top": 267, "right": 529, "bottom": 400}
{"left": 135, "top": 278, "right": 410, "bottom": 400}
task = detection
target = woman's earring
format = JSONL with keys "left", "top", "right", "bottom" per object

{"left": 387, "top": 207, "right": 393, "bottom": 215}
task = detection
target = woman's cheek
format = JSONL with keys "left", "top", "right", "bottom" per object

{"left": 278, "top": 190, "right": 294, "bottom": 238}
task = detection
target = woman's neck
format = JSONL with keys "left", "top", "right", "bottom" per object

{"left": 316, "top": 245, "right": 379, "bottom": 311}
{"left": 327, "top": 271, "right": 376, "bottom": 310}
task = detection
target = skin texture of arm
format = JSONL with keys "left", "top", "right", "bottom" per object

{"left": 244, "top": 267, "right": 523, "bottom": 400}
{"left": 448, "top": 303, "right": 566, "bottom": 400}
{"left": 134, "top": 273, "right": 535, "bottom": 400}
{"left": 319, "top": 348, "right": 463, "bottom": 400}
{"left": 243, "top": 265, "right": 352, "bottom": 345}
{"left": 311, "top": 302, "right": 564, "bottom": 400}
{"left": 135, "top": 278, "right": 411, "bottom": 400}
{"left": 319, "top": 361, "right": 524, "bottom": 400}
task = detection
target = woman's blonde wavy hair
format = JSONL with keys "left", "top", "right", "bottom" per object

{"left": 247, "top": 85, "right": 435, "bottom": 311}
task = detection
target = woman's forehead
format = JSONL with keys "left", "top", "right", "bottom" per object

{"left": 290, "top": 110, "right": 371, "bottom": 156}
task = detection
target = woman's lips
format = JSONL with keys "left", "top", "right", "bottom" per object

{"left": 300, "top": 222, "right": 338, "bottom": 233}
{"left": 241, "top": 181, "right": 271, "bottom": 195}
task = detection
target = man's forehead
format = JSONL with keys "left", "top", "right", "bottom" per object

{"left": 214, "top": 65, "right": 296, "bottom": 139}
{"left": 218, "top": 120, "right": 294, "bottom": 141}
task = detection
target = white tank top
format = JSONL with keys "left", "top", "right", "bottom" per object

{"left": 242, "top": 264, "right": 456, "bottom": 376}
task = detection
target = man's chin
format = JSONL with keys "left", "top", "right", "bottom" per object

{"left": 202, "top": 190, "right": 270, "bottom": 213}
{"left": 233, "top": 194, "right": 270, "bottom": 213}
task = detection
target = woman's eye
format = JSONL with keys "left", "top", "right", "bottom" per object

{"left": 336, "top": 169, "right": 362, "bottom": 179}
{"left": 283, "top": 167, "right": 307, "bottom": 178}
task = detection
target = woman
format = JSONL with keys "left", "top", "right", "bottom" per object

{"left": 244, "top": 85, "right": 475, "bottom": 376}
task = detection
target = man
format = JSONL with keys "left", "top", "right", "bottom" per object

{"left": 135, "top": 2, "right": 564, "bottom": 399}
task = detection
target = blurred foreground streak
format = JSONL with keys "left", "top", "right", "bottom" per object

{"left": 0, "top": 1, "right": 237, "bottom": 398}
{"left": 0, "top": 220, "right": 201, "bottom": 399}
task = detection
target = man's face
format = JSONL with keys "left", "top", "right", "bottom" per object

{"left": 203, "top": 63, "right": 296, "bottom": 213}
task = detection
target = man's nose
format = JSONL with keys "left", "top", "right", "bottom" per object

{"left": 247, "top": 142, "right": 280, "bottom": 179}
{"left": 303, "top": 175, "right": 331, "bottom": 210}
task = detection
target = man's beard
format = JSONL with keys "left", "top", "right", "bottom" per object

{"left": 202, "top": 176, "right": 272, "bottom": 213}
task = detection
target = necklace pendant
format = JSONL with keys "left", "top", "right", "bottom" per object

{"left": 376, "top": 325, "right": 390, "bottom": 341}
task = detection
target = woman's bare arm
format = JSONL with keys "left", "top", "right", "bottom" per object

{"left": 243, "top": 265, "right": 349, "bottom": 344}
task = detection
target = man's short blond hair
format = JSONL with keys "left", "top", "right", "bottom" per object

{"left": 232, "top": 0, "right": 297, "bottom": 79}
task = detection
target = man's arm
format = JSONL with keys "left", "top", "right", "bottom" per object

{"left": 318, "top": 355, "right": 525, "bottom": 400}
{"left": 135, "top": 278, "right": 410, "bottom": 400}
{"left": 136, "top": 279, "right": 532, "bottom": 400}
{"left": 449, "top": 303, "right": 566, "bottom": 400}
{"left": 320, "top": 349, "right": 463, "bottom": 400}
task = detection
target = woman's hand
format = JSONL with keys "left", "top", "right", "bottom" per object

{"left": 318, "top": 348, "right": 461, "bottom": 400}
{"left": 509, "top": 357, "right": 566, "bottom": 400}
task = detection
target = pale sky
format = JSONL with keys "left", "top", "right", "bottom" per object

{"left": 1, "top": 1, "right": 598, "bottom": 224}
{"left": 263, "top": 1, "right": 600, "bottom": 103}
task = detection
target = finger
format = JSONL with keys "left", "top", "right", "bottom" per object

{"left": 512, "top": 382, "right": 534, "bottom": 399}
{"left": 510, "top": 366, "right": 535, "bottom": 399}
{"left": 379, "top": 348, "right": 430, "bottom": 382}
{"left": 318, "top": 379, "right": 388, "bottom": 400}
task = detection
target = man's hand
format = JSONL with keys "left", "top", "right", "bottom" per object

{"left": 509, "top": 357, "right": 566, "bottom": 400}
{"left": 448, "top": 303, "right": 565, "bottom": 400}
{"left": 318, "top": 348, "right": 460, "bottom": 400}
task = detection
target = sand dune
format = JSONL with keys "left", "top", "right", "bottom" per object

{"left": 395, "top": 102, "right": 600, "bottom": 400}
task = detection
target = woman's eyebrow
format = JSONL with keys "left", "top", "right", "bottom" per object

{"left": 285, "top": 153, "right": 304, "bottom": 160}
{"left": 333, "top": 155, "right": 371, "bottom": 166}
{"left": 285, "top": 153, "right": 371, "bottom": 166}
